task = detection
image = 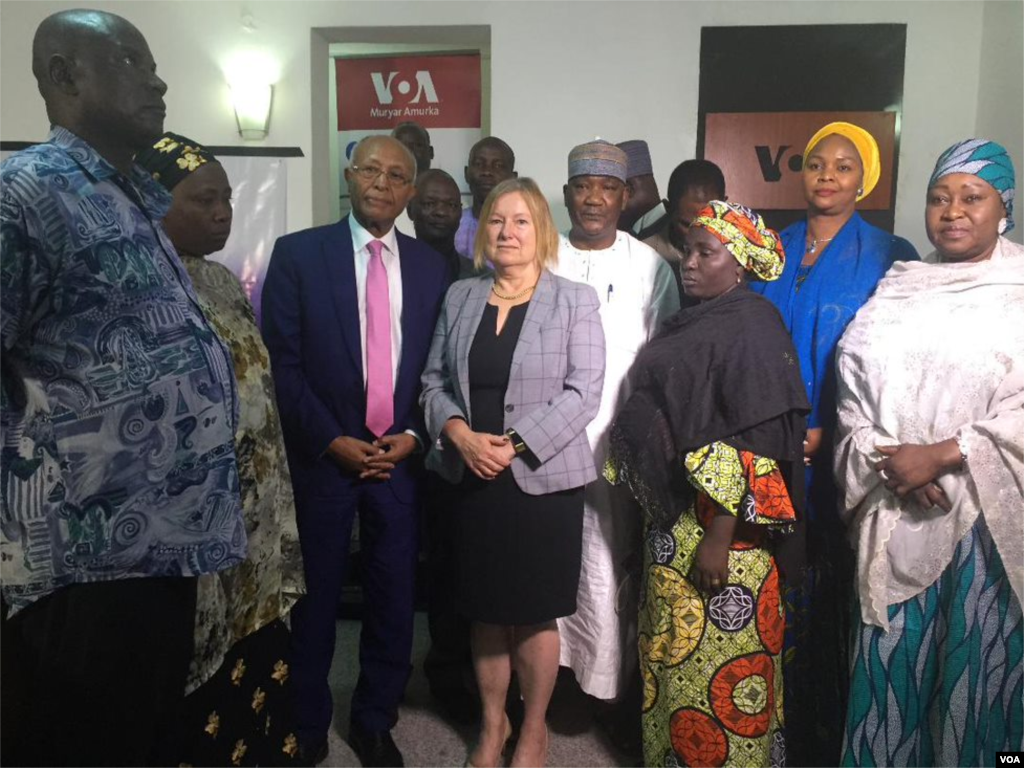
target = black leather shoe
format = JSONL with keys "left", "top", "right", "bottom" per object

{"left": 297, "top": 737, "right": 329, "bottom": 767}
{"left": 348, "top": 724, "right": 404, "bottom": 767}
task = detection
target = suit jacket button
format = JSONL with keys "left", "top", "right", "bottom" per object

{"left": 504, "top": 404, "right": 514, "bottom": 412}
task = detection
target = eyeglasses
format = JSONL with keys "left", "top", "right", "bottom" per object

{"left": 420, "top": 200, "right": 462, "bottom": 214}
{"left": 350, "top": 164, "right": 412, "bottom": 188}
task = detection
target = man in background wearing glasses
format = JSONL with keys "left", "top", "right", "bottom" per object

{"left": 262, "top": 135, "right": 450, "bottom": 767}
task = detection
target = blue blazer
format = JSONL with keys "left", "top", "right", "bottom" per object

{"left": 262, "top": 215, "right": 449, "bottom": 500}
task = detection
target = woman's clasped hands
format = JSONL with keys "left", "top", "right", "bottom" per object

{"left": 445, "top": 418, "right": 517, "bottom": 480}
{"left": 874, "top": 440, "right": 961, "bottom": 511}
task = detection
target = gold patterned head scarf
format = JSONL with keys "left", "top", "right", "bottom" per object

{"left": 691, "top": 201, "right": 786, "bottom": 282}
{"left": 803, "top": 121, "right": 881, "bottom": 202}
{"left": 135, "top": 132, "right": 217, "bottom": 191}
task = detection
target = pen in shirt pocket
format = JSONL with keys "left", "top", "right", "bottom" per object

{"left": 607, "top": 284, "right": 614, "bottom": 303}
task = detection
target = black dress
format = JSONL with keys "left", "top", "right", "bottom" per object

{"left": 175, "top": 620, "right": 301, "bottom": 766}
{"left": 454, "top": 302, "right": 584, "bottom": 626}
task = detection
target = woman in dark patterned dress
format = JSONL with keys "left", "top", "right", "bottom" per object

{"left": 137, "top": 134, "right": 305, "bottom": 767}
{"left": 608, "top": 202, "right": 809, "bottom": 768}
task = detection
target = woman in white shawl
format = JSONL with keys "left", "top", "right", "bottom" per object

{"left": 836, "top": 138, "right": 1023, "bottom": 767}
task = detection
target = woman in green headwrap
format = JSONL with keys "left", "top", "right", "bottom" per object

{"left": 607, "top": 201, "right": 809, "bottom": 768}
{"left": 837, "top": 139, "right": 1023, "bottom": 767}
{"left": 136, "top": 133, "right": 305, "bottom": 767}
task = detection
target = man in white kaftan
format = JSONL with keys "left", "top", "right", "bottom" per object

{"left": 552, "top": 140, "right": 679, "bottom": 700}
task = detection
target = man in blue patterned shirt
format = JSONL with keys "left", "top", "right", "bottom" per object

{"left": 0, "top": 9, "right": 245, "bottom": 766}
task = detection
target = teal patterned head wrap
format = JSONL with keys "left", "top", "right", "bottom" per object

{"left": 928, "top": 139, "right": 1015, "bottom": 233}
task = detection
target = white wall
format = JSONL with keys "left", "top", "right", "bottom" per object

{"left": 2, "top": 0, "right": 1021, "bottom": 252}
{"left": 976, "top": 0, "right": 1024, "bottom": 244}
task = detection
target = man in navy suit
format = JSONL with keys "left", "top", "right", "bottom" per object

{"left": 262, "top": 135, "right": 449, "bottom": 767}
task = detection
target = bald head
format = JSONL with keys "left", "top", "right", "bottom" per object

{"left": 30, "top": 9, "right": 167, "bottom": 171}
{"left": 351, "top": 135, "right": 417, "bottom": 179}
{"left": 415, "top": 168, "right": 459, "bottom": 196}
{"left": 33, "top": 10, "right": 132, "bottom": 94}
{"left": 470, "top": 136, "right": 515, "bottom": 169}
{"left": 392, "top": 121, "right": 430, "bottom": 141}
{"left": 345, "top": 135, "right": 417, "bottom": 236}
{"left": 391, "top": 121, "right": 432, "bottom": 174}
{"left": 465, "top": 136, "right": 517, "bottom": 211}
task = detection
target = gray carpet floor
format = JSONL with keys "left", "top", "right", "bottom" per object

{"left": 321, "top": 614, "right": 635, "bottom": 767}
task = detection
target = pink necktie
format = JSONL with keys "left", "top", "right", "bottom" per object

{"left": 365, "top": 239, "right": 394, "bottom": 437}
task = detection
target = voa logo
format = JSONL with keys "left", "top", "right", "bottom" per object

{"left": 755, "top": 145, "right": 803, "bottom": 182}
{"left": 370, "top": 71, "right": 439, "bottom": 105}
{"left": 997, "top": 753, "right": 1023, "bottom": 764}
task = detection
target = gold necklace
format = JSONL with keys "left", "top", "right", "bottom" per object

{"left": 491, "top": 282, "right": 536, "bottom": 301}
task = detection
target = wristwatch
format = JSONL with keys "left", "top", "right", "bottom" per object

{"left": 505, "top": 428, "right": 528, "bottom": 455}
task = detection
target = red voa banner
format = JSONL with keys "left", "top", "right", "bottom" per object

{"left": 336, "top": 53, "right": 481, "bottom": 131}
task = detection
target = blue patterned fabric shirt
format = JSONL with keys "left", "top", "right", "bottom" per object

{"left": 0, "top": 127, "right": 246, "bottom": 614}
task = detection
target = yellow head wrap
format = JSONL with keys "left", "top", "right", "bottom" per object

{"left": 803, "top": 121, "right": 880, "bottom": 202}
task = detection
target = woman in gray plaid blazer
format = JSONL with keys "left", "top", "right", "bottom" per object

{"left": 420, "top": 178, "right": 605, "bottom": 768}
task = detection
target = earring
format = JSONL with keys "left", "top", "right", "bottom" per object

{"left": 857, "top": 187, "right": 864, "bottom": 197}
{"left": 999, "top": 217, "right": 1009, "bottom": 234}
{"left": 736, "top": 276, "right": 741, "bottom": 284}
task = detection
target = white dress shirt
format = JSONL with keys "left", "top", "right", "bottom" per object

{"left": 350, "top": 214, "right": 403, "bottom": 389}
{"left": 349, "top": 215, "right": 422, "bottom": 446}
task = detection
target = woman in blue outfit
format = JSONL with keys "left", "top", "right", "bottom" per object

{"left": 750, "top": 121, "right": 918, "bottom": 766}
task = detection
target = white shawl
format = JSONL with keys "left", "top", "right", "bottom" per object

{"left": 835, "top": 237, "right": 1024, "bottom": 629}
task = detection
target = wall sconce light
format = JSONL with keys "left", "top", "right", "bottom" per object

{"left": 231, "top": 82, "right": 273, "bottom": 140}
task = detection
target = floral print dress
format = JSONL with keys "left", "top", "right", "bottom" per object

{"left": 631, "top": 442, "right": 795, "bottom": 768}
{"left": 179, "top": 255, "right": 305, "bottom": 766}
